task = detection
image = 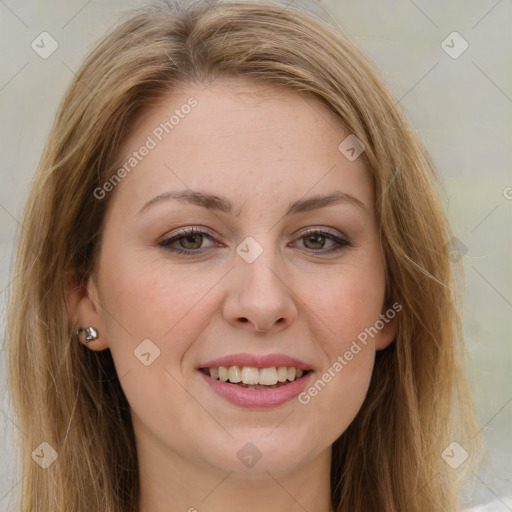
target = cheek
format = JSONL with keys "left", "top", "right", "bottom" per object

{"left": 297, "top": 261, "right": 384, "bottom": 434}
{"left": 94, "top": 251, "right": 221, "bottom": 418}
{"left": 310, "top": 260, "right": 386, "bottom": 348}
{"left": 97, "top": 248, "right": 224, "bottom": 342}
{"left": 299, "top": 281, "right": 379, "bottom": 444}
{"left": 302, "top": 350, "right": 375, "bottom": 450}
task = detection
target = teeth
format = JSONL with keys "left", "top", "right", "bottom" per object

{"left": 228, "top": 366, "right": 242, "bottom": 383}
{"left": 259, "top": 367, "right": 278, "bottom": 385}
{"left": 218, "top": 366, "right": 229, "bottom": 382}
{"left": 277, "top": 366, "right": 288, "bottom": 382}
{"left": 241, "top": 366, "right": 259, "bottom": 385}
{"left": 206, "top": 365, "right": 307, "bottom": 385}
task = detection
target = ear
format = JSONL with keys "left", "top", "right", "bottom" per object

{"left": 66, "top": 271, "right": 109, "bottom": 351}
{"left": 375, "top": 302, "right": 400, "bottom": 351}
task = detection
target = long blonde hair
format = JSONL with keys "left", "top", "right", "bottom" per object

{"left": 6, "top": 1, "right": 480, "bottom": 510}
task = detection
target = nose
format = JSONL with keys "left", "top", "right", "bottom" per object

{"left": 222, "top": 249, "right": 297, "bottom": 334}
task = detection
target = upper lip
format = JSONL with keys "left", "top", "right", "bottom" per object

{"left": 199, "top": 353, "right": 312, "bottom": 371}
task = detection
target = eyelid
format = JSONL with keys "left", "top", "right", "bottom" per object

{"left": 291, "top": 227, "right": 351, "bottom": 253}
{"left": 159, "top": 225, "right": 218, "bottom": 242}
{"left": 294, "top": 226, "right": 347, "bottom": 239}
{"left": 158, "top": 225, "right": 351, "bottom": 257}
{"left": 159, "top": 225, "right": 347, "bottom": 244}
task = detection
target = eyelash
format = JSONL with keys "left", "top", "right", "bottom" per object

{"left": 158, "top": 226, "right": 352, "bottom": 256}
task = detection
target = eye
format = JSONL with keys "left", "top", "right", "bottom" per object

{"left": 159, "top": 226, "right": 352, "bottom": 256}
{"left": 158, "top": 227, "right": 218, "bottom": 255}
{"left": 293, "top": 228, "right": 351, "bottom": 254}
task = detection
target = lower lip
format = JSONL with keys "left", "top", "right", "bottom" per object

{"left": 199, "top": 371, "right": 312, "bottom": 408}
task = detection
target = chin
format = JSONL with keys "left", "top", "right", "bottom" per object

{"left": 198, "top": 428, "right": 324, "bottom": 478}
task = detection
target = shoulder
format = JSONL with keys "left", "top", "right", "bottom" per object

{"left": 464, "top": 499, "right": 512, "bottom": 512}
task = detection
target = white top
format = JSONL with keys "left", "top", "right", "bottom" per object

{"left": 464, "top": 499, "right": 512, "bottom": 511}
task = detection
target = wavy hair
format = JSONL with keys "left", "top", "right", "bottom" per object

{"left": 6, "top": 1, "right": 479, "bottom": 510}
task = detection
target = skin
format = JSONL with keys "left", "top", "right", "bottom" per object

{"left": 69, "top": 77, "right": 397, "bottom": 512}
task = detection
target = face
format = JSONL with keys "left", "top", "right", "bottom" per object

{"left": 72, "top": 78, "right": 396, "bottom": 480}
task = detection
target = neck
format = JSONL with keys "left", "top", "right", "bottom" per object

{"left": 136, "top": 432, "right": 333, "bottom": 512}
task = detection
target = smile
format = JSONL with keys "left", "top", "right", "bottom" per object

{"left": 198, "top": 354, "right": 313, "bottom": 408}
{"left": 200, "top": 365, "right": 308, "bottom": 389}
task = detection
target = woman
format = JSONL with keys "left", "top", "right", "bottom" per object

{"left": 6, "top": 1, "right": 480, "bottom": 510}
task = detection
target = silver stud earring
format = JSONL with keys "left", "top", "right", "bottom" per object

{"left": 77, "top": 326, "right": 98, "bottom": 343}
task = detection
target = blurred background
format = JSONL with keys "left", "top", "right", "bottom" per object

{"left": 0, "top": 0, "right": 510, "bottom": 510}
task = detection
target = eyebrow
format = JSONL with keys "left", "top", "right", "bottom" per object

{"left": 137, "top": 189, "right": 367, "bottom": 216}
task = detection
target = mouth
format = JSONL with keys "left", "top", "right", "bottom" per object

{"left": 197, "top": 354, "right": 314, "bottom": 408}
{"left": 199, "top": 365, "right": 311, "bottom": 390}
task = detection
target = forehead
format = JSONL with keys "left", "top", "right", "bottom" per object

{"left": 107, "top": 77, "right": 373, "bottom": 218}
